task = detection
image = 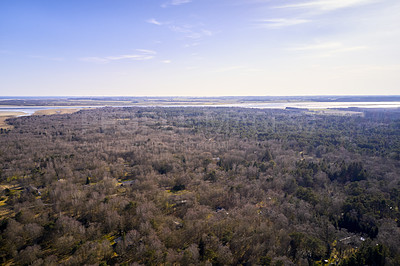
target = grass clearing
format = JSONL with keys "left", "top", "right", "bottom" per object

{"left": 0, "top": 111, "right": 26, "bottom": 129}
{"left": 32, "top": 108, "right": 81, "bottom": 116}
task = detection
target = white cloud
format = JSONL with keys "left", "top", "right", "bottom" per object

{"left": 136, "top": 49, "right": 157, "bottom": 55}
{"left": 276, "top": 0, "right": 376, "bottom": 11}
{"left": 146, "top": 18, "right": 162, "bottom": 26}
{"left": 162, "top": 60, "right": 172, "bottom": 63}
{"left": 289, "top": 42, "right": 343, "bottom": 51}
{"left": 184, "top": 42, "right": 200, "bottom": 48}
{"left": 288, "top": 42, "right": 368, "bottom": 57}
{"left": 80, "top": 57, "right": 109, "bottom": 63}
{"left": 146, "top": 18, "right": 213, "bottom": 43}
{"left": 186, "top": 29, "right": 213, "bottom": 39}
{"left": 162, "top": 0, "right": 192, "bottom": 8}
{"left": 80, "top": 50, "right": 156, "bottom": 63}
{"left": 331, "top": 64, "right": 400, "bottom": 73}
{"left": 169, "top": 25, "right": 191, "bottom": 34}
{"left": 171, "top": 0, "right": 191, "bottom": 5}
{"left": 169, "top": 25, "right": 213, "bottom": 39}
{"left": 256, "top": 18, "right": 310, "bottom": 28}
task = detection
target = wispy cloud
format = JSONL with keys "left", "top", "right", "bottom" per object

{"left": 184, "top": 42, "right": 200, "bottom": 48}
{"left": 288, "top": 42, "right": 368, "bottom": 57}
{"left": 276, "top": 0, "right": 376, "bottom": 11}
{"left": 162, "top": 0, "right": 192, "bottom": 8}
{"left": 169, "top": 25, "right": 213, "bottom": 39}
{"left": 289, "top": 42, "right": 343, "bottom": 51}
{"left": 161, "top": 60, "right": 172, "bottom": 64}
{"left": 171, "top": 0, "right": 192, "bottom": 5}
{"left": 80, "top": 49, "right": 156, "bottom": 63}
{"left": 146, "top": 18, "right": 213, "bottom": 42}
{"left": 331, "top": 64, "right": 400, "bottom": 73}
{"left": 255, "top": 18, "right": 310, "bottom": 28}
{"left": 187, "top": 29, "right": 213, "bottom": 39}
{"left": 146, "top": 18, "right": 163, "bottom": 26}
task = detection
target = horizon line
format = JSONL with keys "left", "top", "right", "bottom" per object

{"left": 1, "top": 95, "right": 400, "bottom": 98}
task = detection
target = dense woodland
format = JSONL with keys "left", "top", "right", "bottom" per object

{"left": 1, "top": 107, "right": 400, "bottom": 265}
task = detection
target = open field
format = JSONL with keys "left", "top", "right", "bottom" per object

{"left": 0, "top": 109, "right": 83, "bottom": 129}
{"left": 0, "top": 108, "right": 85, "bottom": 129}
{"left": 306, "top": 109, "right": 364, "bottom": 116}
{"left": 0, "top": 111, "right": 26, "bottom": 129}
{"left": 32, "top": 108, "right": 81, "bottom": 116}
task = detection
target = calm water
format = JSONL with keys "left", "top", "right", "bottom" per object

{"left": 0, "top": 106, "right": 94, "bottom": 116}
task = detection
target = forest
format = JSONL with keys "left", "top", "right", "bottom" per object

{"left": 0, "top": 107, "right": 400, "bottom": 265}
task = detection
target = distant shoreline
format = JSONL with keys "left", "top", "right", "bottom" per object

{"left": 1, "top": 101, "right": 400, "bottom": 116}
{"left": 1, "top": 95, "right": 400, "bottom": 107}
{"left": 1, "top": 99, "right": 400, "bottom": 129}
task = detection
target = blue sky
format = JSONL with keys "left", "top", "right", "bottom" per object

{"left": 1, "top": 0, "right": 399, "bottom": 96}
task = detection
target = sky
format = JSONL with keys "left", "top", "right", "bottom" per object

{"left": 1, "top": 0, "right": 399, "bottom": 96}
